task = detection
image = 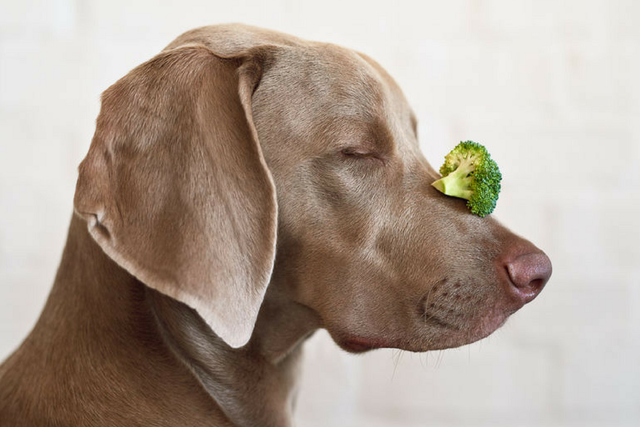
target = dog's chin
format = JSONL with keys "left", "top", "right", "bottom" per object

{"left": 420, "top": 309, "right": 514, "bottom": 351}
{"left": 330, "top": 309, "right": 514, "bottom": 354}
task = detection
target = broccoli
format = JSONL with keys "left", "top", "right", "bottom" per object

{"left": 431, "top": 140, "right": 502, "bottom": 217}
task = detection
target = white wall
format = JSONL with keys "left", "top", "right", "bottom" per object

{"left": 1, "top": 1, "right": 638, "bottom": 426}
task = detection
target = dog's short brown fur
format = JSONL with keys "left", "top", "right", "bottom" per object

{"left": 0, "top": 24, "right": 551, "bottom": 426}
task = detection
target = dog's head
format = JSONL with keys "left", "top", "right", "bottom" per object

{"left": 74, "top": 24, "right": 551, "bottom": 351}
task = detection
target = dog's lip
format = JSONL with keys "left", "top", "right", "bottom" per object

{"left": 422, "top": 312, "right": 461, "bottom": 331}
{"left": 340, "top": 336, "right": 387, "bottom": 353}
{"left": 336, "top": 307, "right": 513, "bottom": 353}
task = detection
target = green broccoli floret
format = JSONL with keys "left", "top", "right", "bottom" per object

{"left": 431, "top": 140, "right": 502, "bottom": 217}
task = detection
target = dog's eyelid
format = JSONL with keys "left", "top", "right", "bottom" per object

{"left": 340, "top": 139, "right": 385, "bottom": 155}
{"left": 340, "top": 147, "right": 386, "bottom": 166}
{"left": 341, "top": 147, "right": 373, "bottom": 157}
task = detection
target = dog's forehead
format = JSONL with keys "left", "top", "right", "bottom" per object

{"left": 261, "top": 43, "right": 417, "bottom": 154}
{"left": 301, "top": 43, "right": 401, "bottom": 117}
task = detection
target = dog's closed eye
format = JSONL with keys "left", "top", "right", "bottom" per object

{"left": 340, "top": 148, "right": 385, "bottom": 166}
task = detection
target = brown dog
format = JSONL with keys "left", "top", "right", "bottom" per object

{"left": 0, "top": 24, "right": 551, "bottom": 426}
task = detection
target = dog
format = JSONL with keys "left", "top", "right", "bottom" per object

{"left": 0, "top": 24, "right": 552, "bottom": 426}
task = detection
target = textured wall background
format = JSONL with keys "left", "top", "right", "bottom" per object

{"left": 1, "top": 1, "right": 638, "bottom": 426}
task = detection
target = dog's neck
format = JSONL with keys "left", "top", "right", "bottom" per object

{"left": 23, "top": 215, "right": 320, "bottom": 427}
{"left": 146, "top": 272, "right": 321, "bottom": 427}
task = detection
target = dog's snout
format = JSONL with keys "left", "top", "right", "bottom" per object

{"left": 498, "top": 242, "right": 552, "bottom": 304}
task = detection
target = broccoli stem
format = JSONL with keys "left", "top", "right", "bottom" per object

{"left": 431, "top": 157, "right": 475, "bottom": 200}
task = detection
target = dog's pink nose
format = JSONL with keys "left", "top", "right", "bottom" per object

{"left": 500, "top": 243, "right": 552, "bottom": 304}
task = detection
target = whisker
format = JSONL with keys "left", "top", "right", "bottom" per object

{"left": 392, "top": 349, "right": 406, "bottom": 381}
{"left": 391, "top": 349, "right": 402, "bottom": 381}
{"left": 435, "top": 350, "right": 445, "bottom": 369}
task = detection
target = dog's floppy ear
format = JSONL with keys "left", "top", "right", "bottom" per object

{"left": 74, "top": 45, "right": 277, "bottom": 348}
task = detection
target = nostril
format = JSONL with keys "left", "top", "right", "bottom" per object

{"left": 505, "top": 252, "right": 552, "bottom": 302}
{"left": 524, "top": 278, "right": 545, "bottom": 297}
{"left": 528, "top": 278, "right": 544, "bottom": 291}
